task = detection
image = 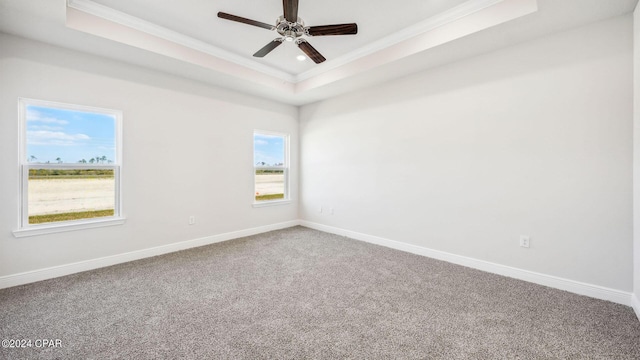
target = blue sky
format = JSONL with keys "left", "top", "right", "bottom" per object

{"left": 26, "top": 105, "right": 116, "bottom": 164}
{"left": 254, "top": 133, "right": 285, "bottom": 166}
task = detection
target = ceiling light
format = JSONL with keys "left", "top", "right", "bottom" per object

{"left": 296, "top": 55, "right": 306, "bottom": 61}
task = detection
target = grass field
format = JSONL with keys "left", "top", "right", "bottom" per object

{"left": 255, "top": 193, "right": 284, "bottom": 201}
{"left": 29, "top": 209, "right": 115, "bottom": 224}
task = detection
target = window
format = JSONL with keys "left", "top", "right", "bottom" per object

{"left": 14, "top": 98, "right": 124, "bottom": 237}
{"left": 254, "top": 131, "right": 289, "bottom": 205}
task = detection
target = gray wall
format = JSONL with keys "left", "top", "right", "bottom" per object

{"left": 634, "top": 5, "right": 640, "bottom": 315}
{"left": 0, "top": 34, "right": 298, "bottom": 277}
{"left": 300, "top": 15, "right": 633, "bottom": 291}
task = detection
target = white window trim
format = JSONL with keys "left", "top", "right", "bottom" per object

{"left": 13, "top": 98, "right": 125, "bottom": 238}
{"left": 252, "top": 130, "right": 290, "bottom": 207}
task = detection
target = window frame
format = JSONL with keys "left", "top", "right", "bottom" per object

{"left": 13, "top": 98, "right": 125, "bottom": 238}
{"left": 252, "top": 130, "right": 290, "bottom": 207}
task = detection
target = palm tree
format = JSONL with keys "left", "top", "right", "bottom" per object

{"left": 100, "top": 155, "right": 107, "bottom": 163}
{"left": 89, "top": 158, "right": 95, "bottom": 164}
{"left": 56, "top": 157, "right": 62, "bottom": 163}
{"left": 78, "top": 159, "right": 87, "bottom": 164}
{"left": 28, "top": 155, "right": 37, "bottom": 163}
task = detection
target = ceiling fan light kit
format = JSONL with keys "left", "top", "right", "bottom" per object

{"left": 218, "top": 0, "right": 358, "bottom": 64}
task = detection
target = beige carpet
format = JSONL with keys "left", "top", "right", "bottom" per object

{"left": 1, "top": 226, "right": 639, "bottom": 359}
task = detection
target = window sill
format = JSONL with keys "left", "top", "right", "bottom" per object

{"left": 252, "top": 199, "right": 291, "bottom": 208}
{"left": 13, "top": 217, "right": 126, "bottom": 238}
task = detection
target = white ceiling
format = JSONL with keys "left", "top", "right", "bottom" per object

{"left": 89, "top": 0, "right": 470, "bottom": 75}
{"left": 0, "top": 0, "right": 638, "bottom": 105}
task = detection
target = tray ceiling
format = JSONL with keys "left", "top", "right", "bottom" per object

{"left": 0, "top": 0, "right": 638, "bottom": 104}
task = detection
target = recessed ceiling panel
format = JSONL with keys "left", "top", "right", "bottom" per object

{"left": 90, "top": 0, "right": 470, "bottom": 74}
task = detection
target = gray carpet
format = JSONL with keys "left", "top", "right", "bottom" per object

{"left": 1, "top": 226, "right": 639, "bottom": 359}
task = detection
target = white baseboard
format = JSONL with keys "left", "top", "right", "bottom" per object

{"left": 2, "top": 218, "right": 635, "bottom": 312}
{"left": 632, "top": 293, "right": 640, "bottom": 321}
{"left": 300, "top": 220, "right": 634, "bottom": 307}
{"left": 0, "top": 220, "right": 300, "bottom": 290}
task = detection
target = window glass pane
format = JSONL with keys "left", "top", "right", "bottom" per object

{"left": 28, "top": 169, "right": 115, "bottom": 224}
{"left": 254, "top": 132, "right": 287, "bottom": 203}
{"left": 254, "top": 133, "right": 284, "bottom": 166}
{"left": 26, "top": 105, "right": 116, "bottom": 164}
{"left": 255, "top": 169, "right": 284, "bottom": 201}
{"left": 21, "top": 100, "right": 121, "bottom": 228}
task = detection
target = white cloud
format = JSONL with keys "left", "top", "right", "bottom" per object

{"left": 28, "top": 125, "right": 64, "bottom": 131}
{"left": 26, "top": 109, "right": 69, "bottom": 125}
{"left": 27, "top": 130, "right": 91, "bottom": 146}
{"left": 255, "top": 139, "right": 269, "bottom": 146}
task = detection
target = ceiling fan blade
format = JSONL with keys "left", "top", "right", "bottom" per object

{"left": 217, "top": 12, "right": 274, "bottom": 30}
{"left": 282, "top": 0, "right": 299, "bottom": 23}
{"left": 253, "top": 39, "right": 284, "bottom": 58}
{"left": 297, "top": 40, "right": 326, "bottom": 64}
{"left": 307, "top": 23, "right": 358, "bottom": 36}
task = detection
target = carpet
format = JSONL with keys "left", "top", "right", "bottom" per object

{"left": 1, "top": 226, "right": 639, "bottom": 359}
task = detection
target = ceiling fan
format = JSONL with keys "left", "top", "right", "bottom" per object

{"left": 217, "top": 0, "right": 358, "bottom": 64}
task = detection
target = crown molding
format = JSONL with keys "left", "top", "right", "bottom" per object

{"left": 294, "top": 0, "right": 537, "bottom": 94}
{"left": 66, "top": 0, "right": 296, "bottom": 83}
{"left": 66, "top": 0, "right": 537, "bottom": 95}
{"left": 296, "top": 0, "right": 506, "bottom": 82}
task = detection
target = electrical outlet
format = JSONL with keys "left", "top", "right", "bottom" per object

{"left": 520, "top": 235, "right": 530, "bottom": 248}
{"left": 189, "top": 216, "right": 196, "bottom": 225}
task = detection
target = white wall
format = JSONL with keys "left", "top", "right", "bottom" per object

{"left": 300, "top": 15, "right": 633, "bottom": 292}
{"left": 0, "top": 34, "right": 298, "bottom": 279}
{"left": 633, "top": 5, "right": 640, "bottom": 316}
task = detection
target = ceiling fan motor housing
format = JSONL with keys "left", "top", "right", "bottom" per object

{"left": 276, "top": 16, "right": 305, "bottom": 41}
